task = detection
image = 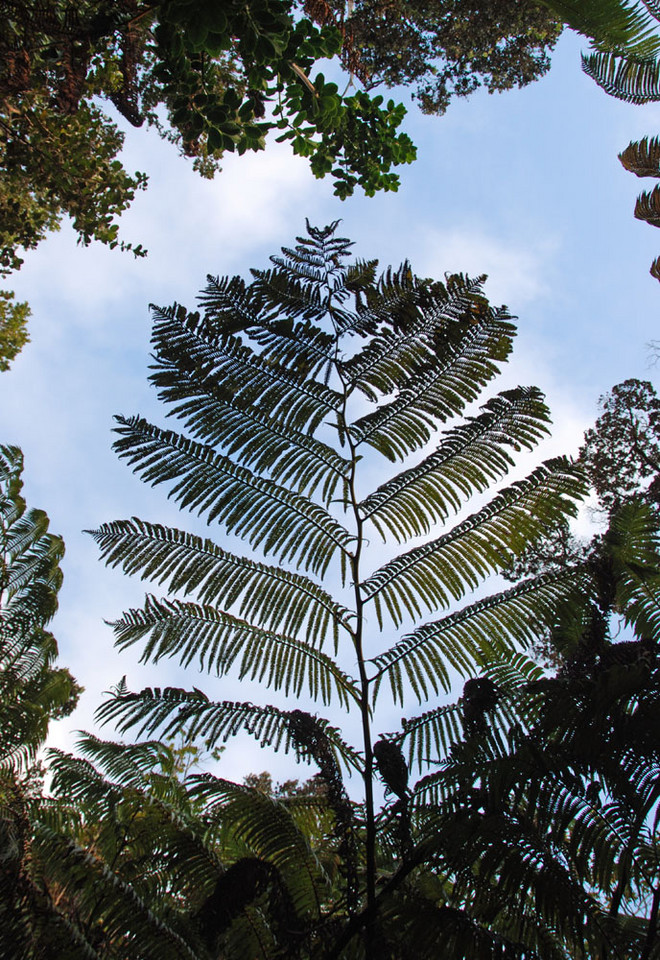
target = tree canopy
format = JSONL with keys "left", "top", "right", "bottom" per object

{"left": 0, "top": 0, "right": 415, "bottom": 284}
{"left": 0, "top": 0, "right": 567, "bottom": 310}
{"left": 332, "top": 0, "right": 561, "bottom": 115}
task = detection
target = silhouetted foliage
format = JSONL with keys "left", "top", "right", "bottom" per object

{"left": 88, "top": 222, "right": 585, "bottom": 957}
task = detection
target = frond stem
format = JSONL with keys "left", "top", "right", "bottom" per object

{"left": 331, "top": 315, "right": 377, "bottom": 956}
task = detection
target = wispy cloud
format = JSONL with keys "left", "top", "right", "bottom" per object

{"left": 414, "top": 224, "right": 557, "bottom": 309}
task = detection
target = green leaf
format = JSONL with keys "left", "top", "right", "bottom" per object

{"left": 360, "top": 388, "right": 552, "bottom": 540}
{"left": 370, "top": 569, "right": 586, "bottom": 704}
{"left": 351, "top": 306, "right": 517, "bottom": 461}
{"left": 362, "top": 458, "right": 586, "bottom": 627}
{"left": 112, "top": 416, "right": 352, "bottom": 577}
{"left": 110, "top": 595, "right": 360, "bottom": 708}
{"left": 87, "top": 519, "right": 352, "bottom": 649}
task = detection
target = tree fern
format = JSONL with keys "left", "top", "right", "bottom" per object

{"left": 90, "top": 222, "right": 587, "bottom": 957}
{"left": 0, "top": 445, "right": 77, "bottom": 766}
{"left": 542, "top": 0, "right": 660, "bottom": 57}
{"left": 403, "top": 498, "right": 660, "bottom": 960}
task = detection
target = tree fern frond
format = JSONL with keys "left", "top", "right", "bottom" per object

{"left": 247, "top": 265, "right": 333, "bottom": 331}
{"left": 110, "top": 595, "right": 360, "bottom": 708}
{"left": 150, "top": 304, "right": 342, "bottom": 432}
{"left": 343, "top": 257, "right": 379, "bottom": 294}
{"left": 268, "top": 220, "right": 353, "bottom": 288}
{"left": 189, "top": 774, "right": 327, "bottom": 918}
{"left": 150, "top": 365, "right": 348, "bottom": 501}
{"left": 84, "top": 224, "right": 622, "bottom": 954}
{"left": 608, "top": 499, "right": 660, "bottom": 635}
{"left": 547, "top": 0, "right": 660, "bottom": 57}
{"left": 619, "top": 135, "right": 660, "bottom": 176}
{"left": 401, "top": 701, "right": 464, "bottom": 771}
{"left": 651, "top": 254, "right": 660, "bottom": 279}
{"left": 0, "top": 443, "right": 25, "bottom": 508}
{"left": 644, "top": 0, "right": 660, "bottom": 22}
{"left": 482, "top": 650, "right": 547, "bottom": 692}
{"left": 32, "top": 823, "right": 201, "bottom": 960}
{"left": 112, "top": 417, "right": 351, "bottom": 576}
{"left": 635, "top": 183, "right": 660, "bottom": 225}
{"left": 88, "top": 519, "right": 352, "bottom": 648}
{"left": 219, "top": 906, "right": 276, "bottom": 960}
{"left": 363, "top": 458, "right": 586, "bottom": 627}
{"left": 334, "top": 260, "right": 426, "bottom": 348}
{"left": 0, "top": 449, "right": 75, "bottom": 770}
{"left": 196, "top": 272, "right": 337, "bottom": 376}
{"left": 179, "top": 272, "right": 254, "bottom": 334}
{"left": 370, "top": 570, "right": 585, "bottom": 703}
{"left": 95, "top": 688, "right": 364, "bottom": 773}
{"left": 582, "top": 50, "right": 660, "bottom": 102}
{"left": 45, "top": 748, "right": 124, "bottom": 808}
{"left": 73, "top": 734, "right": 175, "bottom": 791}
{"left": 3, "top": 531, "right": 64, "bottom": 601}
{"left": 360, "top": 388, "right": 552, "bottom": 541}
{"left": 3, "top": 505, "right": 50, "bottom": 561}
{"left": 351, "top": 309, "right": 517, "bottom": 461}
{"left": 340, "top": 271, "right": 487, "bottom": 392}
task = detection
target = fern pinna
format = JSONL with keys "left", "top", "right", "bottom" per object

{"left": 90, "top": 222, "right": 585, "bottom": 958}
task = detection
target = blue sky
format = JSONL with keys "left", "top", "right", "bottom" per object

{"left": 2, "top": 29, "right": 660, "bottom": 784}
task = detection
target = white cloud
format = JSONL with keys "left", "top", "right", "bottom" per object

{"left": 414, "top": 224, "right": 557, "bottom": 309}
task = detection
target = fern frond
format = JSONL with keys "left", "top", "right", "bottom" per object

{"left": 64, "top": 735, "right": 174, "bottom": 791}
{"left": 360, "top": 388, "right": 552, "bottom": 541}
{"left": 0, "top": 449, "right": 72, "bottom": 768}
{"left": 363, "top": 458, "right": 586, "bottom": 627}
{"left": 95, "top": 688, "right": 364, "bottom": 773}
{"left": 650, "top": 254, "right": 660, "bottom": 279}
{"left": 548, "top": 0, "right": 660, "bottom": 57}
{"left": 336, "top": 261, "right": 425, "bottom": 347}
{"left": 194, "top": 274, "right": 337, "bottom": 377}
{"left": 45, "top": 749, "right": 124, "bottom": 807}
{"left": 247, "top": 265, "right": 328, "bottom": 324}
{"left": 32, "top": 823, "right": 200, "bottom": 960}
{"left": 268, "top": 222, "right": 352, "bottom": 289}
{"left": 150, "top": 304, "right": 341, "bottom": 433}
{"left": 619, "top": 135, "right": 660, "bottom": 176}
{"left": 582, "top": 50, "right": 660, "bottom": 102}
{"left": 88, "top": 519, "right": 352, "bottom": 648}
{"left": 401, "top": 654, "right": 547, "bottom": 775}
{"left": 112, "top": 417, "right": 351, "bottom": 576}
{"left": 370, "top": 570, "right": 585, "bottom": 703}
{"left": 609, "top": 499, "right": 660, "bottom": 635}
{"left": 351, "top": 309, "right": 516, "bottom": 461}
{"left": 110, "top": 595, "right": 360, "bottom": 708}
{"left": 401, "top": 701, "right": 464, "bottom": 771}
{"left": 189, "top": 775, "right": 327, "bottom": 918}
{"left": 341, "top": 271, "right": 486, "bottom": 393}
{"left": 635, "top": 183, "right": 660, "bottom": 225}
{"left": 151, "top": 365, "right": 348, "bottom": 501}
{"left": 482, "top": 650, "right": 547, "bottom": 693}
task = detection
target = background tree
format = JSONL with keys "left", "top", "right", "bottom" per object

{"left": 310, "top": 0, "right": 562, "bottom": 116}
{"left": 505, "top": 376, "right": 660, "bottom": 664}
{"left": 0, "top": 0, "right": 418, "bottom": 367}
{"left": 433, "top": 498, "right": 660, "bottom": 960}
{"left": 580, "top": 377, "right": 660, "bottom": 511}
{"left": 0, "top": 444, "right": 82, "bottom": 957}
{"left": 0, "top": 0, "right": 414, "bottom": 276}
{"left": 88, "top": 222, "right": 585, "bottom": 957}
{"left": 0, "top": 291, "right": 29, "bottom": 372}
